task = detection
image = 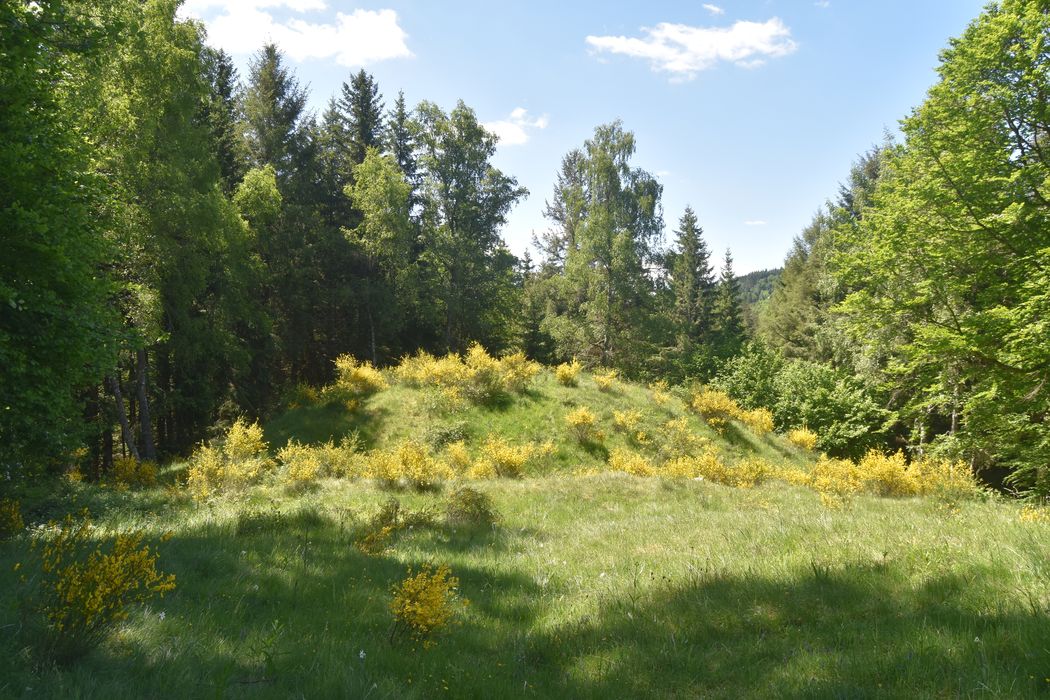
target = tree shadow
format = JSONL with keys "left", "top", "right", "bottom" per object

{"left": 526, "top": 561, "right": 1050, "bottom": 697}
{"left": 264, "top": 401, "right": 388, "bottom": 449}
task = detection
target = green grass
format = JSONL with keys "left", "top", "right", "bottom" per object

{"left": 2, "top": 370, "right": 1049, "bottom": 697}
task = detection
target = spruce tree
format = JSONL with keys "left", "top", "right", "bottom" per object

{"left": 712, "top": 249, "right": 746, "bottom": 358}
{"left": 339, "top": 69, "right": 384, "bottom": 168}
{"left": 669, "top": 206, "right": 715, "bottom": 350}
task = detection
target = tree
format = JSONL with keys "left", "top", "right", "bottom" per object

{"left": 414, "top": 100, "right": 527, "bottom": 351}
{"left": 537, "top": 149, "right": 587, "bottom": 271}
{"left": 241, "top": 43, "right": 308, "bottom": 184}
{"left": 0, "top": 0, "right": 119, "bottom": 472}
{"left": 668, "top": 206, "right": 715, "bottom": 350}
{"left": 834, "top": 0, "right": 1050, "bottom": 491}
{"left": 345, "top": 148, "right": 413, "bottom": 362}
{"left": 542, "top": 122, "right": 664, "bottom": 372}
{"left": 711, "top": 250, "right": 746, "bottom": 359}
{"left": 202, "top": 47, "right": 245, "bottom": 194}
{"left": 340, "top": 69, "right": 385, "bottom": 169}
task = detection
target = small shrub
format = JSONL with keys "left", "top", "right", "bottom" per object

{"left": 477, "top": 436, "right": 535, "bottom": 478}
{"left": 462, "top": 343, "right": 505, "bottom": 402}
{"left": 690, "top": 388, "right": 743, "bottom": 433}
{"left": 444, "top": 440, "right": 472, "bottom": 473}
{"left": 1, "top": 498, "right": 24, "bottom": 538}
{"left": 424, "top": 421, "right": 469, "bottom": 450}
{"left": 26, "top": 511, "right": 175, "bottom": 662}
{"left": 445, "top": 487, "right": 500, "bottom": 526}
{"left": 367, "top": 441, "right": 451, "bottom": 491}
{"left": 857, "top": 450, "right": 919, "bottom": 497}
{"left": 668, "top": 453, "right": 769, "bottom": 488}
{"left": 1019, "top": 504, "right": 1050, "bottom": 523}
{"left": 649, "top": 380, "right": 672, "bottom": 407}
{"left": 612, "top": 409, "right": 642, "bottom": 433}
{"left": 741, "top": 408, "right": 774, "bottom": 437}
{"left": 356, "top": 498, "right": 436, "bottom": 555}
{"left": 389, "top": 563, "right": 463, "bottom": 646}
{"left": 593, "top": 369, "right": 618, "bottom": 392}
{"left": 500, "top": 352, "right": 541, "bottom": 393}
{"left": 786, "top": 427, "right": 818, "bottom": 451}
{"left": 810, "top": 457, "right": 863, "bottom": 508}
{"left": 331, "top": 354, "right": 388, "bottom": 397}
{"left": 565, "top": 406, "right": 600, "bottom": 443}
{"left": 608, "top": 448, "right": 655, "bottom": 477}
{"left": 111, "top": 456, "right": 158, "bottom": 490}
{"left": 910, "top": 456, "right": 982, "bottom": 501}
{"left": 277, "top": 441, "right": 325, "bottom": 485}
{"left": 186, "top": 418, "right": 273, "bottom": 500}
{"left": 657, "top": 417, "right": 706, "bottom": 459}
{"left": 555, "top": 358, "right": 582, "bottom": 387}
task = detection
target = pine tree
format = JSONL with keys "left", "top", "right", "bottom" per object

{"left": 202, "top": 47, "right": 245, "bottom": 194}
{"left": 241, "top": 44, "right": 308, "bottom": 182}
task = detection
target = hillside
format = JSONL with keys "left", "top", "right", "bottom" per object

{"left": 2, "top": 357, "right": 1049, "bottom": 698}
{"left": 737, "top": 268, "right": 781, "bottom": 306}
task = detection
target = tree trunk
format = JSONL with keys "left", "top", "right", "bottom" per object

{"left": 107, "top": 374, "right": 139, "bottom": 461}
{"left": 137, "top": 348, "right": 157, "bottom": 462}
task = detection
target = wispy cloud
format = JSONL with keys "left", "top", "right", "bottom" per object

{"left": 586, "top": 18, "right": 797, "bottom": 81}
{"left": 180, "top": 2, "right": 413, "bottom": 67}
{"left": 702, "top": 3, "right": 725, "bottom": 16}
{"left": 815, "top": 1, "right": 831, "bottom": 7}
{"left": 483, "top": 108, "right": 550, "bottom": 146}
{"left": 744, "top": 219, "right": 768, "bottom": 226}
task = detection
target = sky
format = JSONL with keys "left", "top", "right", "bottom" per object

{"left": 181, "top": 0, "right": 988, "bottom": 274}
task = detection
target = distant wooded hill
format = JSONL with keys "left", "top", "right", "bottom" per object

{"left": 737, "top": 268, "right": 781, "bottom": 306}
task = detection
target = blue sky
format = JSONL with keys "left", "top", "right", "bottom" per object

{"left": 183, "top": 0, "right": 988, "bottom": 274}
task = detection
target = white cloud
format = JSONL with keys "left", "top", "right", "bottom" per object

{"left": 483, "top": 108, "right": 550, "bottom": 147}
{"left": 702, "top": 4, "right": 725, "bottom": 16}
{"left": 181, "top": 2, "right": 413, "bottom": 67}
{"left": 744, "top": 219, "right": 768, "bottom": 226}
{"left": 815, "top": 1, "right": 831, "bottom": 7}
{"left": 586, "top": 18, "right": 797, "bottom": 80}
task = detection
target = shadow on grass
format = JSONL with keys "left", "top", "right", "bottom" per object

{"left": 527, "top": 562, "right": 1050, "bottom": 698}
{"left": 265, "top": 400, "right": 388, "bottom": 449}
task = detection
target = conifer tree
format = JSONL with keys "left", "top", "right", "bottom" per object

{"left": 669, "top": 206, "right": 715, "bottom": 350}
{"left": 712, "top": 249, "right": 746, "bottom": 358}
{"left": 339, "top": 69, "right": 384, "bottom": 169}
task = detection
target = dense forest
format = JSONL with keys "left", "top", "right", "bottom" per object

{"left": 2, "top": 0, "right": 1049, "bottom": 498}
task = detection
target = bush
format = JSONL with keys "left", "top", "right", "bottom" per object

{"left": 690, "top": 388, "right": 743, "bottom": 433}
{"left": 331, "top": 354, "right": 387, "bottom": 397}
{"left": 111, "top": 456, "right": 158, "bottom": 490}
{"left": 26, "top": 511, "right": 175, "bottom": 662}
{"left": 809, "top": 457, "right": 863, "bottom": 508}
{"left": 649, "top": 380, "right": 672, "bottom": 407}
{"left": 445, "top": 487, "right": 500, "bottom": 526}
{"left": 424, "top": 421, "right": 469, "bottom": 450}
{"left": 612, "top": 409, "right": 642, "bottom": 433}
{"left": 389, "top": 563, "right": 463, "bottom": 646}
{"left": 593, "top": 369, "right": 618, "bottom": 392}
{"left": 857, "top": 450, "right": 919, "bottom": 497}
{"left": 1, "top": 498, "right": 24, "bottom": 538}
{"left": 474, "top": 436, "right": 535, "bottom": 478}
{"left": 499, "top": 352, "right": 541, "bottom": 393}
{"left": 355, "top": 498, "right": 436, "bottom": 555}
{"left": 741, "top": 408, "right": 774, "bottom": 436}
{"left": 608, "top": 447, "right": 656, "bottom": 476}
{"left": 555, "top": 358, "right": 581, "bottom": 387}
{"left": 909, "top": 456, "right": 983, "bottom": 502}
{"left": 657, "top": 417, "right": 707, "bottom": 460}
{"left": 565, "top": 406, "right": 600, "bottom": 443}
{"left": 786, "top": 427, "right": 819, "bottom": 451}
{"left": 186, "top": 418, "right": 273, "bottom": 500}
{"left": 366, "top": 441, "right": 451, "bottom": 491}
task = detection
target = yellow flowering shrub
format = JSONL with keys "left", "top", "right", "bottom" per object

{"left": 774, "top": 466, "right": 813, "bottom": 487}
{"left": 690, "top": 388, "right": 743, "bottom": 433}
{"left": 1019, "top": 504, "right": 1050, "bottom": 523}
{"left": 389, "top": 563, "right": 463, "bottom": 646}
{"left": 477, "top": 436, "right": 535, "bottom": 478}
{"left": 394, "top": 344, "right": 539, "bottom": 402}
{"left": 810, "top": 457, "right": 863, "bottom": 508}
{"left": 612, "top": 409, "right": 642, "bottom": 433}
{"left": 355, "top": 498, "right": 435, "bottom": 555}
{"left": 277, "top": 441, "right": 325, "bottom": 484}
{"left": 1, "top": 498, "right": 24, "bottom": 538}
{"left": 593, "top": 369, "right": 618, "bottom": 392}
{"left": 186, "top": 418, "right": 273, "bottom": 500}
{"left": 674, "top": 453, "right": 770, "bottom": 488}
{"left": 787, "top": 427, "right": 819, "bottom": 451}
{"left": 741, "top": 408, "right": 774, "bottom": 437}
{"left": 554, "top": 358, "right": 582, "bottom": 387}
{"left": 909, "top": 456, "right": 982, "bottom": 501}
{"left": 608, "top": 448, "right": 656, "bottom": 476}
{"left": 657, "top": 417, "right": 707, "bottom": 459}
{"left": 28, "top": 511, "right": 175, "bottom": 661}
{"left": 857, "top": 450, "right": 919, "bottom": 497}
{"left": 649, "top": 380, "right": 671, "bottom": 407}
{"left": 444, "top": 440, "right": 472, "bottom": 473}
{"left": 565, "top": 406, "right": 600, "bottom": 443}
{"left": 445, "top": 487, "right": 500, "bottom": 526}
{"left": 331, "top": 354, "right": 388, "bottom": 397}
{"left": 111, "top": 456, "right": 158, "bottom": 490}
{"left": 367, "top": 441, "right": 451, "bottom": 491}
{"left": 499, "top": 352, "right": 541, "bottom": 393}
